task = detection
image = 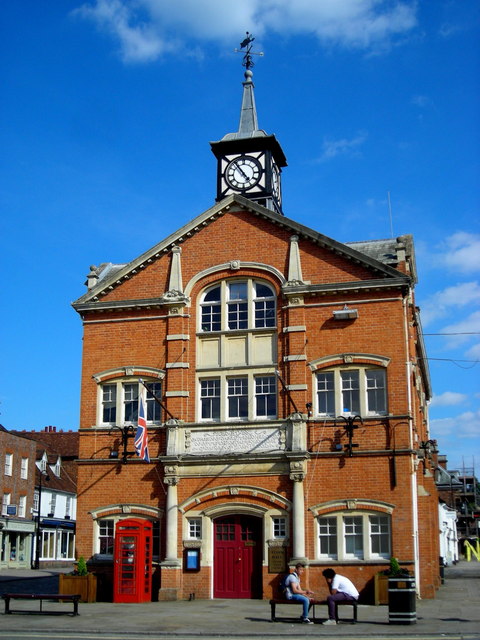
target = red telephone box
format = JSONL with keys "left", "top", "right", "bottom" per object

{"left": 113, "top": 518, "right": 152, "bottom": 603}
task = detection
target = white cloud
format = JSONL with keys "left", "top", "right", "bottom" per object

{"left": 466, "top": 342, "right": 480, "bottom": 360}
{"left": 419, "top": 281, "right": 480, "bottom": 326}
{"left": 430, "top": 410, "right": 480, "bottom": 439}
{"left": 411, "top": 95, "right": 430, "bottom": 108}
{"left": 75, "top": 0, "right": 418, "bottom": 62}
{"left": 442, "top": 310, "right": 480, "bottom": 349}
{"left": 430, "top": 391, "right": 468, "bottom": 408}
{"left": 317, "top": 131, "right": 368, "bottom": 162}
{"left": 442, "top": 232, "right": 480, "bottom": 274}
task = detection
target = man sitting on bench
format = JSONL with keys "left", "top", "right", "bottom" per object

{"left": 284, "top": 562, "right": 315, "bottom": 624}
{"left": 322, "top": 568, "right": 359, "bottom": 626}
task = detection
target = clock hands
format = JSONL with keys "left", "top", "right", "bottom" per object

{"left": 225, "top": 156, "right": 262, "bottom": 190}
{"left": 236, "top": 163, "right": 250, "bottom": 180}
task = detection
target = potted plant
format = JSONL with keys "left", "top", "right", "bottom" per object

{"left": 374, "top": 558, "right": 411, "bottom": 605}
{"left": 384, "top": 558, "right": 416, "bottom": 624}
{"left": 59, "top": 556, "right": 97, "bottom": 602}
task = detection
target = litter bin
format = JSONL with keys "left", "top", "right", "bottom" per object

{"left": 388, "top": 576, "right": 416, "bottom": 624}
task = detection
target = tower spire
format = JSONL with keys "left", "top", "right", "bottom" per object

{"left": 237, "top": 69, "right": 259, "bottom": 137}
{"left": 231, "top": 32, "right": 264, "bottom": 140}
{"left": 210, "top": 34, "right": 287, "bottom": 214}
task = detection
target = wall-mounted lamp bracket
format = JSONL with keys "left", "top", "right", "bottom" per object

{"left": 109, "top": 425, "right": 136, "bottom": 464}
{"left": 333, "top": 305, "right": 358, "bottom": 320}
{"left": 335, "top": 415, "right": 363, "bottom": 457}
{"left": 419, "top": 439, "right": 437, "bottom": 474}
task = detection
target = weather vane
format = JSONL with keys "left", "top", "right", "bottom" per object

{"left": 235, "top": 32, "right": 264, "bottom": 70}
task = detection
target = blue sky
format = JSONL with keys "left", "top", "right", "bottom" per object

{"left": 1, "top": 1, "right": 479, "bottom": 472}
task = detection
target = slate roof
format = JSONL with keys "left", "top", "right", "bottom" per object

{"left": 11, "top": 429, "right": 79, "bottom": 494}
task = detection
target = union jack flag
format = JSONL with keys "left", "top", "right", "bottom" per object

{"left": 134, "top": 393, "right": 150, "bottom": 462}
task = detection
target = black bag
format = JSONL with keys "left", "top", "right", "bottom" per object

{"left": 278, "top": 574, "right": 289, "bottom": 597}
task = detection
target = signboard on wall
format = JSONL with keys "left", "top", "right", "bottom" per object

{"left": 268, "top": 546, "right": 287, "bottom": 573}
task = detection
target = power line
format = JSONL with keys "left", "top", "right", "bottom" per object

{"left": 419, "top": 357, "right": 479, "bottom": 369}
{"left": 423, "top": 332, "right": 480, "bottom": 336}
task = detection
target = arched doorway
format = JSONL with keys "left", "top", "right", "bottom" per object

{"left": 213, "top": 514, "right": 263, "bottom": 599}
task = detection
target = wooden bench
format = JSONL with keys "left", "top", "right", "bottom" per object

{"left": 2, "top": 593, "right": 81, "bottom": 616}
{"left": 269, "top": 598, "right": 321, "bottom": 622}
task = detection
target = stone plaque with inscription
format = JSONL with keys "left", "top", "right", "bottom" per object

{"left": 186, "top": 427, "right": 283, "bottom": 454}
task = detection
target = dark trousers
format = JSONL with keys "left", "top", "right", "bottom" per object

{"left": 327, "top": 592, "right": 357, "bottom": 619}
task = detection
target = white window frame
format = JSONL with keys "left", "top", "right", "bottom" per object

{"left": 18, "top": 495, "right": 27, "bottom": 518}
{"left": 199, "top": 279, "right": 276, "bottom": 333}
{"left": 198, "top": 373, "right": 277, "bottom": 422}
{"left": 2, "top": 493, "right": 11, "bottom": 516}
{"left": 187, "top": 517, "right": 202, "bottom": 540}
{"left": 317, "top": 512, "right": 391, "bottom": 561}
{"left": 97, "top": 518, "right": 115, "bottom": 556}
{"left": 98, "top": 379, "right": 162, "bottom": 426}
{"left": 272, "top": 516, "right": 287, "bottom": 539}
{"left": 4, "top": 453, "right": 13, "bottom": 476}
{"left": 49, "top": 493, "right": 57, "bottom": 516}
{"left": 315, "top": 367, "right": 388, "bottom": 417}
{"left": 20, "top": 457, "right": 29, "bottom": 480}
{"left": 65, "top": 496, "right": 71, "bottom": 518}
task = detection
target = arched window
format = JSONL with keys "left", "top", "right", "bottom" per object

{"left": 200, "top": 280, "right": 276, "bottom": 332}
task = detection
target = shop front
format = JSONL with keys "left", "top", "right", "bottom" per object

{"left": 0, "top": 518, "right": 35, "bottom": 569}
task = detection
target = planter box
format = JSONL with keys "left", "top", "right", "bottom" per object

{"left": 59, "top": 573, "right": 97, "bottom": 603}
{"left": 374, "top": 573, "right": 389, "bottom": 605}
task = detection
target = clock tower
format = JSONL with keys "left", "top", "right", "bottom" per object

{"left": 210, "top": 36, "right": 287, "bottom": 214}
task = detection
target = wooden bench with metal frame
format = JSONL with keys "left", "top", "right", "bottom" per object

{"left": 2, "top": 593, "right": 81, "bottom": 616}
{"left": 269, "top": 597, "right": 321, "bottom": 622}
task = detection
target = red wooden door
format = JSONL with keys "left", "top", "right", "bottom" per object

{"left": 214, "top": 515, "right": 262, "bottom": 599}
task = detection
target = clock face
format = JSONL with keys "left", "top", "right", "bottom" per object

{"left": 225, "top": 156, "right": 262, "bottom": 190}
{"left": 272, "top": 164, "right": 281, "bottom": 200}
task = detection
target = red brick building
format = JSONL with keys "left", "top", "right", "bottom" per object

{"left": 72, "top": 64, "right": 439, "bottom": 602}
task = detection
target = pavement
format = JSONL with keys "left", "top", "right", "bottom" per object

{"left": 0, "top": 561, "right": 478, "bottom": 638}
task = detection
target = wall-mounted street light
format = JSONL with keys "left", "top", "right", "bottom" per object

{"left": 333, "top": 305, "right": 358, "bottom": 321}
{"left": 34, "top": 469, "right": 50, "bottom": 570}
{"left": 335, "top": 415, "right": 363, "bottom": 457}
{"left": 419, "top": 439, "right": 437, "bottom": 475}
{"left": 109, "top": 425, "right": 136, "bottom": 464}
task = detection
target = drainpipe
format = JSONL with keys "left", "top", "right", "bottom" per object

{"left": 403, "top": 294, "right": 420, "bottom": 595}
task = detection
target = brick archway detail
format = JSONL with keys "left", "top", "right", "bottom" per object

{"left": 310, "top": 498, "right": 395, "bottom": 517}
{"left": 179, "top": 485, "right": 291, "bottom": 514}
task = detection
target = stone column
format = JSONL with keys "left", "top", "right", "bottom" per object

{"left": 164, "top": 470, "right": 179, "bottom": 561}
{"left": 159, "top": 468, "right": 182, "bottom": 601}
{"left": 290, "top": 460, "right": 307, "bottom": 562}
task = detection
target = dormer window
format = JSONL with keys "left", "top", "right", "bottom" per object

{"left": 51, "top": 457, "right": 61, "bottom": 478}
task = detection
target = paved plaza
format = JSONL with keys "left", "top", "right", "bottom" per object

{"left": 0, "top": 561, "right": 478, "bottom": 638}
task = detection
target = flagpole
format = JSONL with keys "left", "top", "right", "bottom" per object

{"left": 139, "top": 378, "right": 176, "bottom": 421}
